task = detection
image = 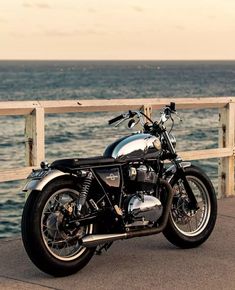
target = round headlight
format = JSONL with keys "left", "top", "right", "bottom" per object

{"left": 153, "top": 137, "right": 162, "bottom": 150}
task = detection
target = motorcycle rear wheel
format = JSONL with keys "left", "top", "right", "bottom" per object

{"left": 21, "top": 177, "right": 96, "bottom": 276}
{"left": 163, "top": 165, "right": 217, "bottom": 248}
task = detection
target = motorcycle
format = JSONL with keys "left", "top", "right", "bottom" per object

{"left": 21, "top": 102, "right": 217, "bottom": 276}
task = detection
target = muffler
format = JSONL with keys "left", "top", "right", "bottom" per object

{"left": 82, "top": 179, "right": 173, "bottom": 248}
{"left": 82, "top": 233, "right": 127, "bottom": 247}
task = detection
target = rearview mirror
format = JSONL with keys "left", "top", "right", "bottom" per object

{"left": 128, "top": 119, "right": 136, "bottom": 128}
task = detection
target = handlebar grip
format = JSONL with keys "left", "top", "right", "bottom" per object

{"left": 108, "top": 114, "right": 124, "bottom": 125}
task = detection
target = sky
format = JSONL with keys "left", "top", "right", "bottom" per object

{"left": 1, "top": 0, "right": 235, "bottom": 60}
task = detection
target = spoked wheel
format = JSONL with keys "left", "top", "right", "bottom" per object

{"left": 163, "top": 165, "right": 217, "bottom": 248}
{"left": 22, "top": 178, "right": 96, "bottom": 276}
{"left": 41, "top": 188, "right": 92, "bottom": 261}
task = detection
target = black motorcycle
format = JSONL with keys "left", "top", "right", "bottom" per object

{"left": 21, "top": 102, "right": 217, "bottom": 276}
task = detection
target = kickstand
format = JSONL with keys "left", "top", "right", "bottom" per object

{"left": 95, "top": 242, "right": 113, "bottom": 255}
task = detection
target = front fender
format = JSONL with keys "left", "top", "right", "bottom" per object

{"left": 22, "top": 169, "right": 69, "bottom": 192}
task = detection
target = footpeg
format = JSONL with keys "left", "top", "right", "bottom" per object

{"left": 114, "top": 205, "right": 123, "bottom": 216}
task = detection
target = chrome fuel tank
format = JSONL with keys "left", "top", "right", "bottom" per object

{"left": 103, "top": 133, "right": 159, "bottom": 159}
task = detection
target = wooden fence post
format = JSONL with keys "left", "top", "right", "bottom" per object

{"left": 144, "top": 104, "right": 152, "bottom": 121}
{"left": 25, "top": 107, "right": 45, "bottom": 167}
{"left": 218, "top": 102, "right": 235, "bottom": 198}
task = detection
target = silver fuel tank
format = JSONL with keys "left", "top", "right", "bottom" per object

{"left": 103, "top": 133, "right": 159, "bottom": 159}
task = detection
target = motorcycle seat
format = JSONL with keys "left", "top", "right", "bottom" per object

{"left": 50, "top": 156, "right": 117, "bottom": 171}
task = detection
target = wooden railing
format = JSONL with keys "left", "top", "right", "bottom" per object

{"left": 0, "top": 97, "right": 234, "bottom": 198}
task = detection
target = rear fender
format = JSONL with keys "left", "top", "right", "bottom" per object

{"left": 22, "top": 169, "right": 69, "bottom": 192}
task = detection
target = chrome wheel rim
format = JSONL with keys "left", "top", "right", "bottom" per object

{"left": 41, "top": 188, "right": 93, "bottom": 261}
{"left": 171, "top": 176, "right": 211, "bottom": 237}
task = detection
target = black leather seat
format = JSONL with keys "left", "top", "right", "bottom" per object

{"left": 50, "top": 152, "right": 160, "bottom": 172}
{"left": 50, "top": 156, "right": 116, "bottom": 170}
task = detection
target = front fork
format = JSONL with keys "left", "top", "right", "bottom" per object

{"left": 172, "top": 161, "right": 199, "bottom": 211}
{"left": 162, "top": 129, "right": 199, "bottom": 212}
{"left": 164, "top": 160, "right": 199, "bottom": 211}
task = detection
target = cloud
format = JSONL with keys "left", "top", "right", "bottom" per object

{"left": 88, "top": 8, "right": 96, "bottom": 13}
{"left": 44, "top": 29, "right": 105, "bottom": 37}
{"left": 22, "top": 2, "right": 32, "bottom": 8}
{"left": 22, "top": 2, "right": 51, "bottom": 9}
{"left": 208, "top": 15, "right": 216, "bottom": 20}
{"left": 44, "top": 29, "right": 73, "bottom": 37}
{"left": 175, "top": 25, "right": 185, "bottom": 31}
{"left": 36, "top": 3, "right": 51, "bottom": 9}
{"left": 9, "top": 32, "right": 27, "bottom": 37}
{"left": 9, "top": 27, "right": 106, "bottom": 38}
{"left": 132, "top": 6, "right": 143, "bottom": 12}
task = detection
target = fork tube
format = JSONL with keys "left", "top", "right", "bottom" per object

{"left": 162, "top": 130, "right": 176, "bottom": 154}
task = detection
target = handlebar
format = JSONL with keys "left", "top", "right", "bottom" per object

{"left": 108, "top": 110, "right": 137, "bottom": 125}
{"left": 108, "top": 114, "right": 125, "bottom": 125}
{"left": 159, "top": 102, "right": 177, "bottom": 124}
{"left": 108, "top": 102, "right": 179, "bottom": 131}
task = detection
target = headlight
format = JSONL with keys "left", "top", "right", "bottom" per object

{"left": 153, "top": 137, "right": 162, "bottom": 150}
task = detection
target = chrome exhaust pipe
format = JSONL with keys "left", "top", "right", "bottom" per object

{"left": 82, "top": 233, "right": 127, "bottom": 247}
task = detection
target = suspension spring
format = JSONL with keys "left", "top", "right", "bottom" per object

{"left": 77, "top": 171, "right": 93, "bottom": 212}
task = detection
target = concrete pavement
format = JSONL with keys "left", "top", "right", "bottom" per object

{"left": 0, "top": 197, "right": 235, "bottom": 290}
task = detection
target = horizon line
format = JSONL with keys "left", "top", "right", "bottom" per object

{"left": 1, "top": 59, "right": 235, "bottom": 62}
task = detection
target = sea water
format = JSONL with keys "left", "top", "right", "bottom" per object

{"left": 0, "top": 60, "right": 235, "bottom": 238}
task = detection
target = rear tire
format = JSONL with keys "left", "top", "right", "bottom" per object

{"left": 21, "top": 177, "right": 96, "bottom": 276}
{"left": 163, "top": 165, "right": 217, "bottom": 248}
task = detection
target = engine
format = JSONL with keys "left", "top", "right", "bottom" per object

{"left": 124, "top": 164, "right": 163, "bottom": 228}
{"left": 126, "top": 164, "right": 158, "bottom": 193}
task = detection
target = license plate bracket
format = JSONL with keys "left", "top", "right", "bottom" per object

{"left": 27, "top": 169, "right": 48, "bottom": 179}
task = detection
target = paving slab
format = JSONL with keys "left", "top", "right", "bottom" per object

{"left": 0, "top": 197, "right": 235, "bottom": 290}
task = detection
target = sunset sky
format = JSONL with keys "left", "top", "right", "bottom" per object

{"left": 1, "top": 0, "right": 235, "bottom": 60}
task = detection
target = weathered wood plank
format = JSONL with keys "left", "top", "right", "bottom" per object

{"left": 144, "top": 104, "right": 152, "bottom": 122}
{"left": 25, "top": 108, "right": 45, "bottom": 166}
{"left": 0, "top": 101, "right": 40, "bottom": 115}
{"left": 152, "top": 97, "right": 235, "bottom": 110}
{"left": 39, "top": 97, "right": 234, "bottom": 114}
{"left": 0, "top": 167, "right": 35, "bottom": 182}
{"left": 179, "top": 148, "right": 233, "bottom": 161}
{"left": 35, "top": 107, "right": 45, "bottom": 165}
{"left": 0, "top": 97, "right": 234, "bottom": 115}
{"left": 218, "top": 103, "right": 235, "bottom": 197}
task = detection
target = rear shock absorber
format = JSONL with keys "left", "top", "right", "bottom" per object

{"left": 77, "top": 171, "right": 93, "bottom": 213}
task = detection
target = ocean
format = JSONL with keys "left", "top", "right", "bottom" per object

{"left": 0, "top": 60, "right": 235, "bottom": 238}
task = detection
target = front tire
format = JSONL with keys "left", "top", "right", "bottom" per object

{"left": 21, "top": 177, "right": 96, "bottom": 276}
{"left": 163, "top": 165, "right": 217, "bottom": 248}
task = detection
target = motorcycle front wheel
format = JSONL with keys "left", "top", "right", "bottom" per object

{"left": 21, "top": 177, "right": 96, "bottom": 276}
{"left": 163, "top": 165, "right": 217, "bottom": 248}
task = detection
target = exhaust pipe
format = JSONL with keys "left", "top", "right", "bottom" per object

{"left": 82, "top": 179, "right": 173, "bottom": 248}
{"left": 82, "top": 233, "right": 127, "bottom": 247}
